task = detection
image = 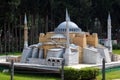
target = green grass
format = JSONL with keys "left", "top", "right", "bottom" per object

{"left": 0, "top": 72, "right": 60, "bottom": 80}
{"left": 113, "top": 50, "right": 120, "bottom": 55}
{"left": 0, "top": 52, "right": 22, "bottom": 56}
{"left": 97, "top": 70, "right": 120, "bottom": 80}
{"left": 1, "top": 70, "right": 120, "bottom": 80}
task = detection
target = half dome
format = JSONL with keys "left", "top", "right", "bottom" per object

{"left": 51, "top": 34, "right": 66, "bottom": 39}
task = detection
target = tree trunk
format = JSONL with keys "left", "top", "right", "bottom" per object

{"left": 45, "top": 15, "right": 48, "bottom": 33}
{"left": 15, "top": 20, "right": 18, "bottom": 52}
{"left": 19, "top": 15, "right": 22, "bottom": 51}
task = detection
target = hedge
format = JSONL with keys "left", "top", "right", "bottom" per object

{"left": 113, "top": 44, "right": 120, "bottom": 49}
{"left": 79, "top": 67, "right": 99, "bottom": 80}
{"left": 60, "top": 67, "right": 100, "bottom": 80}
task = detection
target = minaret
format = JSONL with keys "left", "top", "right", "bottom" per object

{"left": 24, "top": 13, "right": 28, "bottom": 48}
{"left": 107, "top": 13, "right": 112, "bottom": 52}
{"left": 64, "top": 9, "right": 72, "bottom": 66}
{"left": 66, "top": 9, "right": 70, "bottom": 48}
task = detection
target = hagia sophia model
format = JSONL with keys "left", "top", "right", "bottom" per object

{"left": 20, "top": 10, "right": 112, "bottom": 66}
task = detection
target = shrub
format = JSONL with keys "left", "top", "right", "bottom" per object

{"left": 60, "top": 67, "right": 79, "bottom": 80}
{"left": 113, "top": 44, "right": 120, "bottom": 49}
{"left": 60, "top": 67, "right": 100, "bottom": 80}
{"left": 79, "top": 67, "right": 100, "bottom": 80}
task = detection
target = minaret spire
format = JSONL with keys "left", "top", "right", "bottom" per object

{"left": 107, "top": 13, "right": 112, "bottom": 52}
{"left": 24, "top": 13, "right": 27, "bottom": 24}
{"left": 66, "top": 9, "right": 70, "bottom": 48}
{"left": 24, "top": 13, "right": 28, "bottom": 48}
{"left": 64, "top": 9, "right": 72, "bottom": 66}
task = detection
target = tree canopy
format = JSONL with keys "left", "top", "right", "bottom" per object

{"left": 0, "top": 0, "right": 120, "bottom": 53}
{"left": 0, "top": 0, "right": 120, "bottom": 38}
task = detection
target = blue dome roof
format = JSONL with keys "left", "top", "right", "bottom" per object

{"left": 54, "top": 21, "right": 82, "bottom": 33}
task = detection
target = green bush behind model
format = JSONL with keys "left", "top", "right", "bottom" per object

{"left": 60, "top": 67, "right": 100, "bottom": 80}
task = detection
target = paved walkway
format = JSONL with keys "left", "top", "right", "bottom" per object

{"left": 1, "top": 56, "right": 120, "bottom": 69}
{"left": 68, "top": 64, "right": 96, "bottom": 69}
{"left": 68, "top": 61, "right": 120, "bottom": 69}
{"left": 0, "top": 56, "right": 19, "bottom": 62}
{"left": 0, "top": 56, "right": 6, "bottom": 62}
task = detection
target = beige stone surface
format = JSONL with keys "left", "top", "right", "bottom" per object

{"left": 39, "top": 31, "right": 98, "bottom": 64}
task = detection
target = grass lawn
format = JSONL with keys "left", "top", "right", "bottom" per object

{"left": 97, "top": 70, "right": 120, "bottom": 80}
{"left": 1, "top": 70, "right": 120, "bottom": 80}
{"left": 0, "top": 52, "right": 22, "bottom": 56}
{"left": 0, "top": 72, "right": 60, "bottom": 80}
{"left": 113, "top": 50, "right": 120, "bottom": 55}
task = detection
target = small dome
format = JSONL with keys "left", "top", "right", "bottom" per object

{"left": 54, "top": 21, "right": 82, "bottom": 33}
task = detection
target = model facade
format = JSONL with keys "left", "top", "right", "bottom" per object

{"left": 21, "top": 10, "right": 111, "bottom": 66}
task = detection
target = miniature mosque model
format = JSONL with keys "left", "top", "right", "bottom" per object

{"left": 21, "top": 10, "right": 112, "bottom": 66}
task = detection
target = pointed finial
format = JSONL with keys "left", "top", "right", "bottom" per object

{"left": 24, "top": 13, "right": 27, "bottom": 24}
{"left": 108, "top": 12, "right": 111, "bottom": 27}
{"left": 108, "top": 13, "right": 111, "bottom": 21}
{"left": 66, "top": 9, "right": 70, "bottom": 21}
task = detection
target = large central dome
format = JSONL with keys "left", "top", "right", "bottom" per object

{"left": 54, "top": 21, "right": 82, "bottom": 33}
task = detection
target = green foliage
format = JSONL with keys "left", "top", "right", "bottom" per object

{"left": 0, "top": 0, "right": 120, "bottom": 53}
{"left": 0, "top": 52, "right": 21, "bottom": 56}
{"left": 113, "top": 44, "right": 120, "bottom": 50}
{"left": 63, "top": 67, "right": 79, "bottom": 80}
{"left": 61, "top": 67, "right": 100, "bottom": 80}
{"left": 79, "top": 67, "right": 100, "bottom": 80}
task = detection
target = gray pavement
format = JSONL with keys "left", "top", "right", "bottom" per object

{"left": 0, "top": 56, "right": 6, "bottom": 62}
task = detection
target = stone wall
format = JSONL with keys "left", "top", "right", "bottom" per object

{"left": 73, "top": 34, "right": 87, "bottom": 48}
{"left": 97, "top": 48, "right": 111, "bottom": 63}
{"left": 112, "top": 54, "right": 120, "bottom": 61}
{"left": 39, "top": 32, "right": 98, "bottom": 48}
{"left": 46, "top": 57, "right": 63, "bottom": 66}
{"left": 42, "top": 44, "right": 59, "bottom": 58}
{"left": 83, "top": 48, "right": 101, "bottom": 64}
{"left": 38, "top": 31, "right": 99, "bottom": 64}
{"left": 86, "top": 33, "right": 98, "bottom": 47}
{"left": 78, "top": 47, "right": 83, "bottom": 63}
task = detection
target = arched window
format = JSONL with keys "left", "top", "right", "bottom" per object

{"left": 65, "top": 29, "right": 66, "bottom": 32}
{"left": 73, "top": 29, "right": 75, "bottom": 31}
{"left": 63, "top": 29, "right": 64, "bottom": 32}
{"left": 59, "top": 29, "right": 60, "bottom": 32}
